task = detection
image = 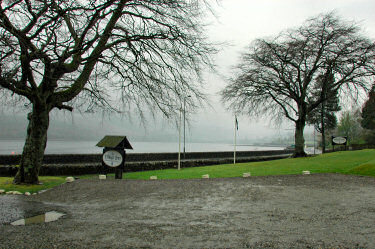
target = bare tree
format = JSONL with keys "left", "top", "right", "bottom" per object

{"left": 221, "top": 12, "right": 375, "bottom": 157}
{"left": 0, "top": 0, "right": 217, "bottom": 184}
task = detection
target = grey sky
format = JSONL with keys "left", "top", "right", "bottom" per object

{"left": 3, "top": 1, "right": 374, "bottom": 144}
{"left": 191, "top": 0, "right": 375, "bottom": 142}
{"left": 209, "top": 0, "right": 375, "bottom": 72}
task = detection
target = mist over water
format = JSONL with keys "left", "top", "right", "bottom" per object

{"left": 0, "top": 140, "right": 284, "bottom": 155}
{"left": 0, "top": 112, "right": 295, "bottom": 156}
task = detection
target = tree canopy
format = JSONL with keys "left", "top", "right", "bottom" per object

{"left": 0, "top": 0, "right": 217, "bottom": 184}
{"left": 307, "top": 72, "right": 341, "bottom": 152}
{"left": 361, "top": 83, "right": 375, "bottom": 145}
{"left": 221, "top": 12, "right": 375, "bottom": 156}
{"left": 0, "top": 0, "right": 216, "bottom": 115}
{"left": 361, "top": 83, "right": 375, "bottom": 130}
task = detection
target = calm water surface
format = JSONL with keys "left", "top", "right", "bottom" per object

{"left": 0, "top": 139, "right": 284, "bottom": 155}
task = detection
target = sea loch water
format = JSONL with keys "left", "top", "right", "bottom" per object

{"left": 0, "top": 140, "right": 284, "bottom": 155}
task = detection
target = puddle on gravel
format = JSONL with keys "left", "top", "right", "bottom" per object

{"left": 10, "top": 211, "right": 65, "bottom": 226}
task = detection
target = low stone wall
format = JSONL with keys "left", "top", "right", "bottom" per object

{"left": 349, "top": 144, "right": 375, "bottom": 150}
{"left": 0, "top": 150, "right": 292, "bottom": 165}
{"left": 0, "top": 150, "right": 293, "bottom": 177}
{"left": 324, "top": 144, "right": 375, "bottom": 153}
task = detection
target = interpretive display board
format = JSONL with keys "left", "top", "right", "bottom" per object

{"left": 331, "top": 136, "right": 347, "bottom": 151}
{"left": 96, "top": 136, "right": 133, "bottom": 179}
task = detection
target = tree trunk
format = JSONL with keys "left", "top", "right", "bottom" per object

{"left": 294, "top": 119, "right": 307, "bottom": 157}
{"left": 13, "top": 104, "right": 50, "bottom": 184}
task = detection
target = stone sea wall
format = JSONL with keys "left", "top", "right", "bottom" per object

{"left": 0, "top": 150, "right": 294, "bottom": 176}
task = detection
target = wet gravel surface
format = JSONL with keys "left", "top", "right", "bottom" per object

{"left": 1, "top": 173, "right": 375, "bottom": 248}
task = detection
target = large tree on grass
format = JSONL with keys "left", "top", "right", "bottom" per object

{"left": 221, "top": 13, "right": 375, "bottom": 157}
{"left": 0, "top": 0, "right": 216, "bottom": 184}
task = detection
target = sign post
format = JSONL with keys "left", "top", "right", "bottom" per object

{"left": 96, "top": 136, "right": 133, "bottom": 179}
{"left": 331, "top": 136, "right": 347, "bottom": 151}
{"left": 234, "top": 115, "right": 238, "bottom": 164}
{"left": 102, "top": 148, "right": 125, "bottom": 179}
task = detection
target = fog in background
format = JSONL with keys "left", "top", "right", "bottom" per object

{"left": 0, "top": 111, "right": 289, "bottom": 145}
{"left": 1, "top": 0, "right": 375, "bottom": 145}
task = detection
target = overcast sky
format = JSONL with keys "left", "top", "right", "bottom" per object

{"left": 188, "top": 0, "right": 375, "bottom": 142}
{"left": 208, "top": 0, "right": 375, "bottom": 76}
{"left": 4, "top": 1, "right": 375, "bottom": 144}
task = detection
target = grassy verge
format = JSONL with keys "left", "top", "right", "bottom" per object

{"left": 0, "top": 176, "right": 66, "bottom": 194}
{"left": 121, "top": 149, "right": 375, "bottom": 180}
{"left": 1, "top": 149, "right": 375, "bottom": 193}
{"left": 347, "top": 160, "right": 375, "bottom": 177}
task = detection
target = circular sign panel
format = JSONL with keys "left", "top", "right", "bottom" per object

{"left": 332, "top": 136, "right": 347, "bottom": 145}
{"left": 103, "top": 150, "right": 123, "bottom": 167}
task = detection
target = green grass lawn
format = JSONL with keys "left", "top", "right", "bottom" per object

{"left": 1, "top": 149, "right": 375, "bottom": 193}
{"left": 121, "top": 149, "right": 375, "bottom": 180}
{"left": 0, "top": 176, "right": 66, "bottom": 194}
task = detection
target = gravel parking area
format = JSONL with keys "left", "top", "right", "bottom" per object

{"left": 1, "top": 173, "right": 375, "bottom": 248}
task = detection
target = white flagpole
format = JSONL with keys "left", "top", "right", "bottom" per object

{"left": 178, "top": 107, "right": 182, "bottom": 170}
{"left": 234, "top": 115, "right": 237, "bottom": 164}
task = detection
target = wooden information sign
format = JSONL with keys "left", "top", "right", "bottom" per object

{"left": 96, "top": 136, "right": 133, "bottom": 179}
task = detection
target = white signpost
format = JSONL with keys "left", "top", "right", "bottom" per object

{"left": 102, "top": 150, "right": 123, "bottom": 167}
{"left": 332, "top": 136, "right": 347, "bottom": 145}
{"left": 331, "top": 136, "right": 348, "bottom": 151}
{"left": 96, "top": 135, "right": 133, "bottom": 179}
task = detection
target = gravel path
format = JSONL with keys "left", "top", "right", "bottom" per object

{"left": 1, "top": 173, "right": 375, "bottom": 248}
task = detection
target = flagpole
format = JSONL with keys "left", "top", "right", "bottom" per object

{"left": 178, "top": 107, "right": 182, "bottom": 170}
{"left": 234, "top": 115, "right": 237, "bottom": 164}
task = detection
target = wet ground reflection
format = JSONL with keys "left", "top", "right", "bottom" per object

{"left": 0, "top": 195, "right": 66, "bottom": 225}
{"left": 11, "top": 211, "right": 65, "bottom": 225}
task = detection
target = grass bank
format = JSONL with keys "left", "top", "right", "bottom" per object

{"left": 0, "top": 176, "right": 66, "bottom": 194}
{"left": 121, "top": 149, "right": 375, "bottom": 180}
{"left": 1, "top": 150, "right": 375, "bottom": 193}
